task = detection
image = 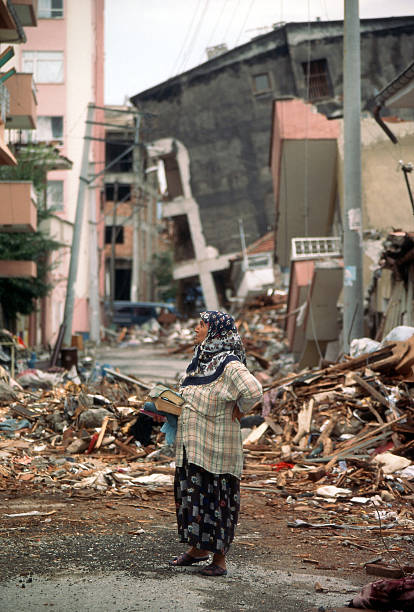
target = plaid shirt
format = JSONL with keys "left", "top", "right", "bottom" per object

{"left": 176, "top": 360, "right": 263, "bottom": 479}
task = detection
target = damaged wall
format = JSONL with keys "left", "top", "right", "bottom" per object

{"left": 132, "top": 17, "right": 414, "bottom": 262}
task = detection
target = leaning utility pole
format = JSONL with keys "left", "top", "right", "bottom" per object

{"left": 343, "top": 0, "right": 364, "bottom": 353}
{"left": 88, "top": 177, "right": 101, "bottom": 345}
{"left": 130, "top": 116, "right": 142, "bottom": 301}
{"left": 63, "top": 103, "right": 94, "bottom": 347}
{"left": 109, "top": 180, "right": 119, "bottom": 318}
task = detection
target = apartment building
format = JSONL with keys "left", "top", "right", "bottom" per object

{"left": 11, "top": 0, "right": 105, "bottom": 345}
{"left": 0, "top": 0, "right": 38, "bottom": 344}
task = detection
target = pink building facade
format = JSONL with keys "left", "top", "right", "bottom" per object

{"left": 15, "top": 0, "right": 105, "bottom": 345}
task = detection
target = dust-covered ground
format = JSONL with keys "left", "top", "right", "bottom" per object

{"left": 1, "top": 484, "right": 412, "bottom": 611}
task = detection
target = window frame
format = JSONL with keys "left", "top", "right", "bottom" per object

{"left": 36, "top": 115, "right": 64, "bottom": 144}
{"left": 47, "top": 179, "right": 64, "bottom": 211}
{"left": 302, "top": 58, "right": 332, "bottom": 101}
{"left": 38, "top": 0, "right": 64, "bottom": 19}
{"left": 22, "top": 51, "right": 64, "bottom": 84}
{"left": 105, "top": 225, "right": 125, "bottom": 245}
{"left": 251, "top": 72, "right": 272, "bottom": 95}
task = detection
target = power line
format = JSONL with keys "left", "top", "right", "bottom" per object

{"left": 200, "top": 0, "right": 230, "bottom": 63}
{"left": 233, "top": 0, "right": 257, "bottom": 47}
{"left": 222, "top": 0, "right": 243, "bottom": 47}
{"left": 178, "top": 0, "right": 211, "bottom": 74}
{"left": 170, "top": 0, "right": 203, "bottom": 76}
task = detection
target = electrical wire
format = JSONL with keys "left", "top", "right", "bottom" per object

{"left": 178, "top": 0, "right": 211, "bottom": 74}
{"left": 199, "top": 0, "right": 230, "bottom": 63}
{"left": 222, "top": 0, "right": 243, "bottom": 47}
{"left": 170, "top": 0, "right": 203, "bottom": 76}
{"left": 233, "top": 0, "right": 257, "bottom": 47}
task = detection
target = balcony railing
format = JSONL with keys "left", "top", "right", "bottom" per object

{"left": 291, "top": 237, "right": 342, "bottom": 260}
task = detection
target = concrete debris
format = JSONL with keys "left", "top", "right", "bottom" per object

{"left": 0, "top": 291, "right": 412, "bottom": 564}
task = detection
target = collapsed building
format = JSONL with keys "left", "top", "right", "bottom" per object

{"left": 130, "top": 17, "right": 414, "bottom": 312}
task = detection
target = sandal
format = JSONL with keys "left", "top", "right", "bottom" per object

{"left": 169, "top": 552, "right": 209, "bottom": 566}
{"left": 199, "top": 563, "right": 227, "bottom": 577}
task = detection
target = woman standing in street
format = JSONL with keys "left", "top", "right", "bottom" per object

{"left": 169, "top": 310, "right": 263, "bottom": 576}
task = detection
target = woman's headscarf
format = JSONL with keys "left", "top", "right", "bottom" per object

{"left": 181, "top": 310, "right": 246, "bottom": 387}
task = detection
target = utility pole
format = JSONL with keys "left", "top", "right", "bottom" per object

{"left": 109, "top": 180, "right": 119, "bottom": 319}
{"left": 88, "top": 176, "right": 101, "bottom": 345}
{"left": 130, "top": 116, "right": 141, "bottom": 301}
{"left": 63, "top": 103, "right": 94, "bottom": 347}
{"left": 239, "top": 217, "right": 249, "bottom": 270}
{"left": 343, "top": 0, "right": 364, "bottom": 353}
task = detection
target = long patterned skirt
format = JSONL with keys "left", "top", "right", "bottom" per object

{"left": 174, "top": 453, "right": 240, "bottom": 555}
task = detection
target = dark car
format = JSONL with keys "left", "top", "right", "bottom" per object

{"left": 108, "top": 301, "right": 178, "bottom": 327}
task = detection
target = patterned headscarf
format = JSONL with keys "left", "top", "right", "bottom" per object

{"left": 181, "top": 310, "right": 246, "bottom": 387}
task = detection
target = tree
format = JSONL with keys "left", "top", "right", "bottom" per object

{"left": 152, "top": 250, "right": 177, "bottom": 302}
{"left": 0, "top": 144, "right": 67, "bottom": 327}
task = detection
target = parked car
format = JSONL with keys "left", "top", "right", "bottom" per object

{"left": 107, "top": 301, "right": 178, "bottom": 327}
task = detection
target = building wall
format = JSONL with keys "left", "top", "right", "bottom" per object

{"left": 133, "top": 18, "right": 414, "bottom": 264}
{"left": 135, "top": 27, "right": 294, "bottom": 257}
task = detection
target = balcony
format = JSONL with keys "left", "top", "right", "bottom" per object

{"left": 0, "top": 181, "right": 37, "bottom": 232}
{"left": 12, "top": 0, "right": 38, "bottom": 27}
{"left": 0, "top": 122, "right": 17, "bottom": 165}
{"left": 0, "top": 260, "right": 36, "bottom": 278}
{"left": 4, "top": 73, "right": 37, "bottom": 130}
{"left": 0, "top": 0, "right": 25, "bottom": 42}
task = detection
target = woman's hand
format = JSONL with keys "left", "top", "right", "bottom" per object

{"left": 232, "top": 405, "right": 243, "bottom": 423}
{"left": 152, "top": 413, "right": 165, "bottom": 424}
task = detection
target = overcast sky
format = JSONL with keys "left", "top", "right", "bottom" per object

{"left": 104, "top": 0, "right": 414, "bottom": 105}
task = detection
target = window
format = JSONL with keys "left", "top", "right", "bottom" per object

{"left": 47, "top": 180, "right": 64, "bottom": 211}
{"left": 22, "top": 51, "right": 64, "bottom": 83}
{"left": 105, "top": 226, "right": 124, "bottom": 244}
{"left": 38, "top": 0, "right": 63, "bottom": 19}
{"left": 252, "top": 72, "right": 271, "bottom": 94}
{"left": 302, "top": 59, "right": 331, "bottom": 100}
{"left": 36, "top": 116, "right": 63, "bottom": 143}
{"left": 248, "top": 254, "right": 272, "bottom": 269}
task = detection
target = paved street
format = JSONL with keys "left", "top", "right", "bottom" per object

{"left": 94, "top": 344, "right": 189, "bottom": 383}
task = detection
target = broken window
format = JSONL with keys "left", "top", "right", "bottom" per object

{"left": 163, "top": 154, "right": 184, "bottom": 199}
{"left": 105, "top": 226, "right": 124, "bottom": 244}
{"left": 47, "top": 180, "right": 64, "bottom": 211}
{"left": 302, "top": 59, "right": 331, "bottom": 100}
{"left": 252, "top": 72, "right": 272, "bottom": 94}
{"left": 105, "top": 137, "right": 133, "bottom": 173}
{"left": 105, "top": 183, "right": 131, "bottom": 202}
{"left": 173, "top": 214, "right": 195, "bottom": 262}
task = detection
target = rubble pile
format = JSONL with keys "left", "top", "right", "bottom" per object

{"left": 0, "top": 289, "right": 413, "bottom": 540}
{"left": 242, "top": 337, "right": 414, "bottom": 514}
{"left": 0, "top": 366, "right": 178, "bottom": 496}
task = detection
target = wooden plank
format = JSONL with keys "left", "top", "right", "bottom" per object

{"left": 350, "top": 373, "right": 388, "bottom": 419}
{"left": 103, "top": 367, "right": 151, "bottom": 390}
{"left": 114, "top": 439, "right": 146, "bottom": 457}
{"left": 95, "top": 416, "right": 110, "bottom": 450}
{"left": 242, "top": 422, "right": 269, "bottom": 445}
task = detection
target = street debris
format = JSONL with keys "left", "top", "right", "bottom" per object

{"left": 0, "top": 289, "right": 413, "bottom": 592}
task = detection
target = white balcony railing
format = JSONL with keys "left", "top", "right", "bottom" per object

{"left": 291, "top": 237, "right": 342, "bottom": 260}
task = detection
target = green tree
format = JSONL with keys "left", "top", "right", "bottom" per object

{"left": 152, "top": 250, "right": 176, "bottom": 302}
{"left": 0, "top": 144, "right": 67, "bottom": 326}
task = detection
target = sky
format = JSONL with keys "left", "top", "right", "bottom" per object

{"left": 104, "top": 0, "right": 414, "bottom": 105}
